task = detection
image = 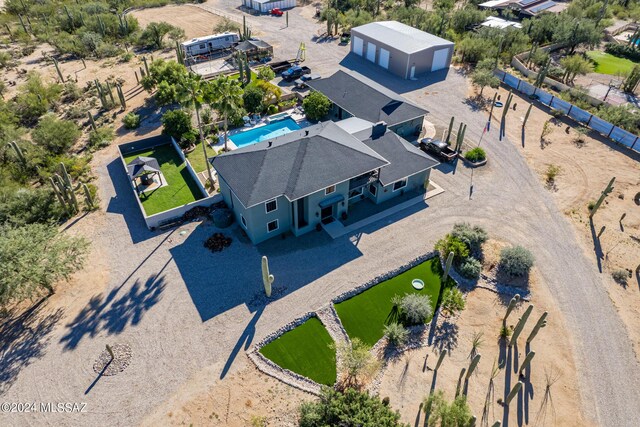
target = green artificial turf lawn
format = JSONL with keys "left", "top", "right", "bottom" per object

{"left": 185, "top": 141, "right": 217, "bottom": 173}
{"left": 259, "top": 317, "right": 336, "bottom": 386}
{"left": 123, "top": 144, "right": 204, "bottom": 216}
{"left": 335, "top": 257, "right": 452, "bottom": 347}
{"left": 586, "top": 51, "right": 638, "bottom": 75}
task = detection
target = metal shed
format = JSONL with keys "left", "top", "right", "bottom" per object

{"left": 350, "top": 21, "right": 454, "bottom": 80}
{"left": 242, "top": 0, "right": 296, "bottom": 13}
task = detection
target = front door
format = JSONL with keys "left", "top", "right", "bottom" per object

{"left": 321, "top": 206, "right": 333, "bottom": 224}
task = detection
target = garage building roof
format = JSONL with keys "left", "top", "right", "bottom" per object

{"left": 351, "top": 21, "right": 454, "bottom": 55}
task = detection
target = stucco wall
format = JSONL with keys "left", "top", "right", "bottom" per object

{"left": 389, "top": 116, "right": 425, "bottom": 140}
{"left": 294, "top": 181, "right": 350, "bottom": 236}
{"left": 375, "top": 170, "right": 429, "bottom": 204}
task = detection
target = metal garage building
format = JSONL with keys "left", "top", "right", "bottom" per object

{"left": 350, "top": 21, "right": 454, "bottom": 80}
{"left": 242, "top": 0, "right": 296, "bottom": 13}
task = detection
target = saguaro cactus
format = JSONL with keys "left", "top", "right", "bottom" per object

{"left": 503, "top": 294, "right": 521, "bottom": 325}
{"left": 589, "top": 177, "right": 615, "bottom": 218}
{"left": 87, "top": 112, "right": 97, "bottom": 132}
{"left": 509, "top": 304, "right": 534, "bottom": 347}
{"left": 443, "top": 251, "right": 454, "bottom": 282}
{"left": 504, "top": 381, "right": 523, "bottom": 405}
{"left": 518, "top": 350, "right": 536, "bottom": 376}
{"left": 434, "top": 349, "right": 447, "bottom": 371}
{"left": 116, "top": 84, "right": 126, "bottom": 110}
{"left": 82, "top": 183, "right": 96, "bottom": 209}
{"left": 445, "top": 116, "right": 454, "bottom": 145}
{"left": 53, "top": 58, "right": 64, "bottom": 82}
{"left": 455, "top": 124, "right": 466, "bottom": 152}
{"left": 526, "top": 312, "right": 548, "bottom": 344}
{"left": 262, "top": 256, "right": 274, "bottom": 297}
{"left": 6, "top": 141, "right": 26, "bottom": 167}
{"left": 106, "top": 344, "right": 114, "bottom": 360}
{"left": 465, "top": 353, "right": 481, "bottom": 381}
{"left": 523, "top": 103, "right": 533, "bottom": 128}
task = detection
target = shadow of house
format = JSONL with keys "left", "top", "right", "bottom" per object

{"left": 169, "top": 221, "right": 364, "bottom": 323}
{"left": 0, "top": 300, "right": 64, "bottom": 394}
{"left": 106, "top": 158, "right": 158, "bottom": 244}
{"left": 59, "top": 268, "right": 167, "bottom": 351}
{"left": 339, "top": 53, "right": 450, "bottom": 95}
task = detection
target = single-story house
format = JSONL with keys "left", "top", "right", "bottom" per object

{"left": 306, "top": 70, "right": 428, "bottom": 140}
{"left": 211, "top": 120, "right": 438, "bottom": 244}
{"left": 242, "top": 0, "right": 295, "bottom": 13}
{"left": 350, "top": 21, "right": 454, "bottom": 79}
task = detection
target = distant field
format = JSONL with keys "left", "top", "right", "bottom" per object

{"left": 586, "top": 51, "right": 638, "bottom": 76}
{"left": 130, "top": 5, "right": 224, "bottom": 40}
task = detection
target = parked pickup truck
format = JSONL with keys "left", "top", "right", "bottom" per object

{"left": 294, "top": 74, "right": 321, "bottom": 89}
{"left": 281, "top": 65, "right": 311, "bottom": 82}
{"left": 419, "top": 138, "right": 457, "bottom": 162}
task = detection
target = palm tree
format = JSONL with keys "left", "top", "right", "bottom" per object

{"left": 176, "top": 73, "right": 215, "bottom": 189}
{"left": 208, "top": 75, "right": 243, "bottom": 152}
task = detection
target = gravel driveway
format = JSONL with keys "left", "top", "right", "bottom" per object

{"left": 1, "top": 3, "right": 639, "bottom": 427}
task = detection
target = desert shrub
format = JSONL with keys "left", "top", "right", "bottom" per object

{"left": 423, "top": 391, "right": 473, "bottom": 427}
{"left": 121, "top": 52, "right": 134, "bottom": 62}
{"left": 123, "top": 112, "right": 141, "bottom": 129}
{"left": 464, "top": 147, "right": 486, "bottom": 162}
{"left": 179, "top": 130, "right": 197, "bottom": 149}
{"left": 213, "top": 17, "right": 241, "bottom": 34}
{"left": 333, "top": 338, "right": 381, "bottom": 389}
{"left": 435, "top": 234, "right": 470, "bottom": 260}
{"left": 13, "top": 72, "right": 62, "bottom": 125}
{"left": 0, "top": 188, "right": 65, "bottom": 226}
{"left": 499, "top": 325, "right": 512, "bottom": 340}
{"left": 161, "top": 109, "right": 193, "bottom": 141}
{"left": 62, "top": 81, "right": 83, "bottom": 102}
{"left": 499, "top": 245, "right": 534, "bottom": 277}
{"left": 383, "top": 323, "right": 409, "bottom": 346}
{"left": 441, "top": 287, "right": 466, "bottom": 314}
{"left": 303, "top": 91, "right": 331, "bottom": 121}
{"left": 299, "top": 387, "right": 404, "bottom": 426}
{"left": 545, "top": 164, "right": 561, "bottom": 183}
{"left": 266, "top": 104, "right": 278, "bottom": 115}
{"left": 398, "top": 293, "right": 433, "bottom": 325}
{"left": 32, "top": 114, "right": 81, "bottom": 155}
{"left": 88, "top": 126, "right": 114, "bottom": 150}
{"left": 458, "top": 257, "right": 482, "bottom": 279}
{"left": 612, "top": 269, "right": 629, "bottom": 285}
{"left": 451, "top": 223, "right": 487, "bottom": 256}
{"left": 257, "top": 66, "right": 276, "bottom": 81}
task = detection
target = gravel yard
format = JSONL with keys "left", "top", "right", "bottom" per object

{"left": 2, "top": 2, "right": 640, "bottom": 427}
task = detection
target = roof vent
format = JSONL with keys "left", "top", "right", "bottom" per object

{"left": 305, "top": 130, "right": 309, "bottom": 136}
{"left": 371, "top": 121, "right": 387, "bottom": 139}
{"left": 268, "top": 141, "right": 272, "bottom": 148}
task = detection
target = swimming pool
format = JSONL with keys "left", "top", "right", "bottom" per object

{"left": 230, "top": 118, "right": 301, "bottom": 148}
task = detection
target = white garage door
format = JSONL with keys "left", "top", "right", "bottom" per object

{"left": 366, "top": 42, "right": 376, "bottom": 62}
{"left": 352, "top": 36, "right": 363, "bottom": 56}
{"left": 431, "top": 48, "right": 450, "bottom": 71}
{"left": 378, "top": 48, "right": 390, "bottom": 69}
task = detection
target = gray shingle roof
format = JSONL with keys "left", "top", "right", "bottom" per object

{"left": 352, "top": 21, "right": 454, "bottom": 54}
{"left": 362, "top": 131, "right": 439, "bottom": 186}
{"left": 306, "top": 71, "right": 428, "bottom": 126}
{"left": 212, "top": 121, "right": 389, "bottom": 208}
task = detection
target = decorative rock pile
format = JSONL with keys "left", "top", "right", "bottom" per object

{"left": 204, "top": 233, "right": 232, "bottom": 252}
{"left": 92, "top": 344, "right": 132, "bottom": 376}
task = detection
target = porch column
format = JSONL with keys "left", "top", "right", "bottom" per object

{"left": 292, "top": 199, "right": 299, "bottom": 231}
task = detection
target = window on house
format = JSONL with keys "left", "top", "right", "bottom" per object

{"left": 199, "top": 44, "right": 205, "bottom": 49}
{"left": 368, "top": 184, "right": 377, "bottom": 196}
{"left": 267, "top": 220, "right": 278, "bottom": 233}
{"left": 393, "top": 179, "right": 408, "bottom": 191}
{"left": 241, "top": 215, "right": 247, "bottom": 227}
{"left": 265, "top": 199, "right": 277, "bottom": 213}
{"left": 325, "top": 185, "right": 336, "bottom": 195}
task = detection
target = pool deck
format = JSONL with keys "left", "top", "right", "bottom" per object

{"left": 211, "top": 110, "right": 310, "bottom": 151}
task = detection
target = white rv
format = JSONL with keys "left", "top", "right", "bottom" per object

{"left": 181, "top": 32, "right": 240, "bottom": 57}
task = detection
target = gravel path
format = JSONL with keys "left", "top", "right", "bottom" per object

{"left": 1, "top": 4, "right": 639, "bottom": 427}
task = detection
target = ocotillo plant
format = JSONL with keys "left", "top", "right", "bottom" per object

{"left": 52, "top": 58, "right": 64, "bottom": 83}
{"left": 526, "top": 312, "right": 548, "bottom": 344}
{"left": 262, "top": 256, "right": 274, "bottom": 297}
{"left": 509, "top": 304, "right": 534, "bottom": 347}
{"left": 589, "top": 177, "right": 615, "bottom": 218}
{"left": 518, "top": 350, "right": 535, "bottom": 376}
{"left": 504, "top": 381, "right": 523, "bottom": 406}
{"left": 465, "top": 353, "right": 481, "bottom": 381}
{"left": 6, "top": 141, "right": 27, "bottom": 168}
{"left": 503, "top": 294, "right": 521, "bottom": 326}
{"left": 434, "top": 349, "right": 447, "bottom": 371}
{"left": 443, "top": 252, "right": 454, "bottom": 282}
{"left": 87, "top": 112, "right": 97, "bottom": 132}
{"left": 445, "top": 116, "right": 454, "bottom": 145}
{"left": 481, "top": 360, "right": 500, "bottom": 427}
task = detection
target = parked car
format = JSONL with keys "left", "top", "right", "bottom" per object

{"left": 294, "top": 74, "right": 321, "bottom": 89}
{"left": 281, "top": 65, "right": 311, "bottom": 82}
{"left": 419, "top": 138, "right": 457, "bottom": 162}
{"left": 270, "top": 8, "right": 283, "bottom": 16}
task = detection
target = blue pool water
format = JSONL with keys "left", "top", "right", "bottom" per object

{"left": 230, "top": 118, "right": 301, "bottom": 148}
